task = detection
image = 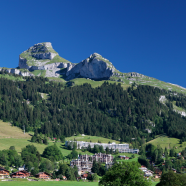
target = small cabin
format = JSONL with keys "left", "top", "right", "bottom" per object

{"left": 0, "top": 167, "right": 9, "bottom": 178}
{"left": 35, "top": 172, "right": 50, "bottom": 179}
{"left": 11, "top": 170, "right": 30, "bottom": 178}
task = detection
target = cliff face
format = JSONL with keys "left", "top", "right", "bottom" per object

{"left": 3, "top": 42, "right": 120, "bottom": 79}
{"left": 0, "top": 68, "right": 33, "bottom": 77}
{"left": 66, "top": 53, "right": 116, "bottom": 80}
{"left": 18, "top": 42, "right": 72, "bottom": 77}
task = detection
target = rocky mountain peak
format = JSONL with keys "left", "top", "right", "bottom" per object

{"left": 28, "top": 42, "right": 54, "bottom": 55}
{"left": 18, "top": 42, "right": 71, "bottom": 74}
{"left": 65, "top": 53, "right": 116, "bottom": 80}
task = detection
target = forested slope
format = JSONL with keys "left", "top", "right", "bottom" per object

{"left": 0, "top": 71, "right": 186, "bottom": 145}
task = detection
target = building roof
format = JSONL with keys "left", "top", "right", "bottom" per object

{"left": 35, "top": 172, "right": 50, "bottom": 176}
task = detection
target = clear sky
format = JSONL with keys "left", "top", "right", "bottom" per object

{"left": 0, "top": 0, "right": 186, "bottom": 87}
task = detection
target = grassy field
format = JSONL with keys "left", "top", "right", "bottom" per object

{"left": 0, "top": 180, "right": 159, "bottom": 186}
{"left": 0, "top": 120, "right": 30, "bottom": 139}
{"left": 0, "top": 181, "right": 98, "bottom": 186}
{"left": 147, "top": 135, "right": 186, "bottom": 152}
{"left": 0, "top": 121, "right": 124, "bottom": 158}
{"left": 151, "top": 182, "right": 158, "bottom": 186}
{"left": 117, "top": 154, "right": 140, "bottom": 163}
{"left": 0, "top": 74, "right": 24, "bottom": 81}
{"left": 31, "top": 70, "right": 46, "bottom": 77}
{"left": 0, "top": 120, "right": 71, "bottom": 156}
{"left": 69, "top": 78, "right": 130, "bottom": 89}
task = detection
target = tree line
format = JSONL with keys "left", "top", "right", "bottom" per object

{"left": 0, "top": 72, "right": 186, "bottom": 142}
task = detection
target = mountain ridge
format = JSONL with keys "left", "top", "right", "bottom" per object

{"left": 1, "top": 42, "right": 186, "bottom": 95}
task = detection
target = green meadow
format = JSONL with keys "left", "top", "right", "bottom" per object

{"left": 0, "top": 181, "right": 98, "bottom": 186}
{"left": 0, "top": 180, "right": 158, "bottom": 186}
{"left": 147, "top": 135, "right": 186, "bottom": 152}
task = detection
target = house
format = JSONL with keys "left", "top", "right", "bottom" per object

{"left": 11, "top": 170, "right": 30, "bottom": 178}
{"left": 154, "top": 168, "right": 162, "bottom": 176}
{"left": 144, "top": 171, "right": 153, "bottom": 177}
{"left": 81, "top": 173, "right": 88, "bottom": 180}
{"left": 62, "top": 176, "right": 67, "bottom": 180}
{"left": 154, "top": 175, "right": 159, "bottom": 179}
{"left": 0, "top": 167, "right": 9, "bottom": 178}
{"left": 119, "top": 155, "right": 126, "bottom": 159}
{"left": 35, "top": 172, "right": 50, "bottom": 179}
{"left": 139, "top": 166, "right": 147, "bottom": 172}
{"left": 124, "top": 156, "right": 129, "bottom": 160}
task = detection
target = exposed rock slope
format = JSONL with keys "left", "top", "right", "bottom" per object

{"left": 19, "top": 42, "right": 72, "bottom": 77}
{"left": 66, "top": 53, "right": 116, "bottom": 80}
{"left": 0, "top": 68, "right": 33, "bottom": 77}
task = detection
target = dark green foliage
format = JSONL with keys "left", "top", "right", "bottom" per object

{"left": 42, "top": 144, "right": 63, "bottom": 161}
{"left": 21, "top": 145, "right": 40, "bottom": 170}
{"left": 0, "top": 73, "right": 186, "bottom": 141}
{"left": 60, "top": 135, "right": 65, "bottom": 143}
{"left": 31, "top": 168, "right": 39, "bottom": 176}
{"left": 99, "top": 162, "right": 151, "bottom": 186}
{"left": 39, "top": 159, "right": 54, "bottom": 172}
{"left": 57, "top": 163, "right": 68, "bottom": 176}
{"left": 157, "top": 171, "right": 186, "bottom": 186}
{"left": 0, "top": 148, "right": 23, "bottom": 167}
{"left": 65, "top": 167, "right": 76, "bottom": 180}
{"left": 138, "top": 155, "right": 151, "bottom": 169}
{"left": 91, "top": 160, "right": 106, "bottom": 176}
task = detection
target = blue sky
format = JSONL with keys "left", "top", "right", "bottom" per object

{"left": 0, "top": 0, "right": 186, "bottom": 87}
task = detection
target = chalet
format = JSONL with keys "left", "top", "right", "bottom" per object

{"left": 154, "top": 168, "right": 162, "bottom": 176}
{"left": 81, "top": 173, "right": 88, "bottom": 180}
{"left": 0, "top": 167, "right": 9, "bottom": 178}
{"left": 124, "top": 156, "right": 130, "bottom": 160}
{"left": 154, "top": 175, "right": 159, "bottom": 179}
{"left": 139, "top": 166, "right": 147, "bottom": 172}
{"left": 62, "top": 176, "right": 67, "bottom": 180}
{"left": 11, "top": 170, "right": 30, "bottom": 178}
{"left": 144, "top": 171, "right": 153, "bottom": 177}
{"left": 35, "top": 172, "right": 50, "bottom": 179}
{"left": 119, "top": 155, "right": 126, "bottom": 159}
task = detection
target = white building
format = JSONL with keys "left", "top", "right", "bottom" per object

{"left": 65, "top": 141, "right": 139, "bottom": 153}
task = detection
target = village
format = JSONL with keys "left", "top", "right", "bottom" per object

{"left": 0, "top": 140, "right": 181, "bottom": 182}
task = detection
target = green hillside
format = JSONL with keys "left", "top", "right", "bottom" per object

{"left": 147, "top": 135, "right": 186, "bottom": 152}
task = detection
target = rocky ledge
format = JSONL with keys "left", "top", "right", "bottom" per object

{"left": 0, "top": 68, "right": 34, "bottom": 77}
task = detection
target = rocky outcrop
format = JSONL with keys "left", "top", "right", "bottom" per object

{"left": 32, "top": 52, "right": 56, "bottom": 60}
{"left": 28, "top": 62, "right": 74, "bottom": 71}
{"left": 19, "top": 56, "right": 29, "bottom": 69}
{"left": 18, "top": 42, "right": 64, "bottom": 69}
{"left": 66, "top": 53, "right": 116, "bottom": 80}
{"left": 0, "top": 68, "right": 33, "bottom": 77}
{"left": 126, "top": 72, "right": 144, "bottom": 77}
{"left": 17, "top": 42, "right": 72, "bottom": 77}
{"left": 28, "top": 42, "right": 57, "bottom": 60}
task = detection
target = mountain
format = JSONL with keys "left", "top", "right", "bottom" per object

{"left": 1, "top": 42, "right": 186, "bottom": 96}
{"left": 0, "top": 41, "right": 186, "bottom": 143}
{"left": 18, "top": 42, "right": 120, "bottom": 80}
{"left": 65, "top": 53, "right": 117, "bottom": 80}
{"left": 18, "top": 42, "right": 73, "bottom": 78}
